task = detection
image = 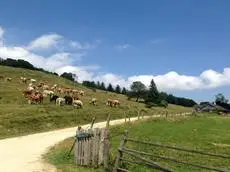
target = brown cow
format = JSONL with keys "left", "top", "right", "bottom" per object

{"left": 107, "top": 99, "right": 120, "bottom": 107}
{"left": 28, "top": 92, "right": 43, "bottom": 104}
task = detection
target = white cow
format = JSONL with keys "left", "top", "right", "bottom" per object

{"left": 30, "top": 79, "right": 36, "bottom": 83}
{"left": 56, "top": 98, "right": 65, "bottom": 106}
{"left": 73, "top": 100, "right": 83, "bottom": 108}
{"left": 27, "top": 86, "right": 34, "bottom": 91}
{"left": 43, "top": 90, "right": 54, "bottom": 97}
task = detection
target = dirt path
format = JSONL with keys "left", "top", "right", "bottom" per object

{"left": 0, "top": 113, "right": 190, "bottom": 172}
{"left": 0, "top": 116, "right": 153, "bottom": 172}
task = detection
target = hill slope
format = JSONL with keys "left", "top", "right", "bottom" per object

{"left": 0, "top": 66, "right": 192, "bottom": 139}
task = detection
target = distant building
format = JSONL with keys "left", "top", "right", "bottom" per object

{"left": 195, "top": 102, "right": 230, "bottom": 114}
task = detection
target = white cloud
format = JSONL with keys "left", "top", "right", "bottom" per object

{"left": 27, "top": 34, "right": 62, "bottom": 50}
{"left": 1, "top": 25, "right": 230, "bottom": 93}
{"left": 69, "top": 41, "right": 95, "bottom": 50}
{"left": 92, "top": 69, "right": 230, "bottom": 91}
{"left": 115, "top": 44, "right": 131, "bottom": 51}
{"left": 0, "top": 26, "right": 4, "bottom": 39}
{"left": 0, "top": 26, "right": 4, "bottom": 46}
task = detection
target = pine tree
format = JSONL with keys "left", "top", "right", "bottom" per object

{"left": 115, "top": 85, "right": 121, "bottom": 94}
{"left": 146, "top": 79, "right": 160, "bottom": 104}
{"left": 100, "top": 82, "right": 106, "bottom": 90}
{"left": 107, "top": 83, "right": 114, "bottom": 92}
{"left": 121, "top": 87, "right": 127, "bottom": 95}
{"left": 96, "top": 81, "right": 101, "bottom": 89}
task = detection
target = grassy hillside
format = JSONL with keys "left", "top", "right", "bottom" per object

{"left": 45, "top": 114, "right": 230, "bottom": 172}
{"left": 0, "top": 66, "right": 192, "bottom": 139}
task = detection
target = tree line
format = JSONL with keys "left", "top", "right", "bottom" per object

{"left": 83, "top": 79, "right": 197, "bottom": 107}
{"left": 82, "top": 80, "right": 127, "bottom": 95}
{"left": 0, "top": 58, "right": 77, "bottom": 82}
{"left": 0, "top": 58, "right": 58, "bottom": 76}
{"left": 127, "top": 80, "right": 197, "bottom": 108}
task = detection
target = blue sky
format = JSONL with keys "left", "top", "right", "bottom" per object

{"left": 0, "top": 0, "right": 230, "bottom": 102}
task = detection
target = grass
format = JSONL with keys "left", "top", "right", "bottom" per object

{"left": 45, "top": 114, "right": 230, "bottom": 171}
{"left": 0, "top": 66, "right": 192, "bottom": 139}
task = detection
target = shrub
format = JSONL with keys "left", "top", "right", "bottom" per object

{"left": 159, "top": 100, "right": 168, "bottom": 108}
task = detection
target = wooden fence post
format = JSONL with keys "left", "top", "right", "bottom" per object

{"left": 138, "top": 111, "right": 140, "bottom": 120}
{"left": 113, "top": 130, "right": 129, "bottom": 172}
{"left": 103, "top": 114, "right": 111, "bottom": 171}
{"left": 141, "top": 111, "right": 144, "bottom": 119}
{"left": 165, "top": 111, "right": 168, "bottom": 118}
{"left": 124, "top": 112, "right": 127, "bottom": 123}
{"left": 90, "top": 117, "right": 96, "bottom": 129}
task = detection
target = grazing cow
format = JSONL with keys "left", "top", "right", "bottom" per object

{"left": 20, "top": 77, "right": 28, "bottom": 84}
{"left": 27, "top": 86, "right": 34, "bottom": 91}
{"left": 79, "top": 90, "right": 84, "bottom": 96}
{"left": 23, "top": 90, "right": 33, "bottom": 98}
{"left": 73, "top": 100, "right": 83, "bottom": 108}
{"left": 28, "top": 92, "right": 43, "bottom": 104}
{"left": 113, "top": 99, "right": 120, "bottom": 107}
{"left": 43, "top": 85, "right": 49, "bottom": 90}
{"left": 6, "top": 77, "right": 12, "bottom": 81}
{"left": 28, "top": 83, "right": 33, "bottom": 87}
{"left": 89, "top": 98, "right": 97, "bottom": 105}
{"left": 57, "top": 88, "right": 62, "bottom": 93}
{"left": 64, "top": 88, "right": 72, "bottom": 94}
{"left": 50, "top": 95, "right": 59, "bottom": 102}
{"left": 56, "top": 97, "right": 65, "bottom": 106}
{"left": 64, "top": 95, "right": 73, "bottom": 105}
{"left": 72, "top": 89, "right": 79, "bottom": 94}
{"left": 72, "top": 95, "right": 79, "bottom": 100}
{"left": 43, "top": 90, "right": 54, "bottom": 97}
{"left": 107, "top": 99, "right": 120, "bottom": 107}
{"left": 37, "top": 82, "right": 45, "bottom": 88}
{"left": 30, "top": 79, "right": 36, "bottom": 83}
{"left": 0, "top": 76, "right": 5, "bottom": 80}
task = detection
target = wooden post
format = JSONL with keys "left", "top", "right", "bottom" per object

{"left": 113, "top": 130, "right": 129, "bottom": 172}
{"left": 90, "top": 117, "right": 96, "bottom": 129}
{"left": 129, "top": 113, "right": 131, "bottom": 122}
{"left": 103, "top": 128, "right": 110, "bottom": 171}
{"left": 99, "top": 129, "right": 104, "bottom": 165}
{"left": 124, "top": 112, "right": 127, "bottom": 123}
{"left": 103, "top": 114, "right": 111, "bottom": 171}
{"left": 106, "top": 113, "right": 111, "bottom": 128}
{"left": 165, "top": 111, "right": 168, "bottom": 118}
{"left": 137, "top": 111, "right": 140, "bottom": 120}
{"left": 141, "top": 111, "right": 144, "bottom": 119}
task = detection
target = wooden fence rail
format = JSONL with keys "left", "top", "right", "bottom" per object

{"left": 113, "top": 130, "right": 230, "bottom": 172}
{"left": 126, "top": 138, "right": 230, "bottom": 159}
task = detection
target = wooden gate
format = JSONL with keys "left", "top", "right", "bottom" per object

{"left": 74, "top": 115, "right": 110, "bottom": 169}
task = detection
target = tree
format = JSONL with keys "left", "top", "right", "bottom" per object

{"left": 130, "top": 81, "right": 147, "bottom": 102}
{"left": 115, "top": 85, "right": 121, "bottom": 94}
{"left": 215, "top": 93, "right": 230, "bottom": 110}
{"left": 145, "top": 79, "right": 160, "bottom": 104}
{"left": 107, "top": 83, "right": 114, "bottom": 92}
{"left": 121, "top": 87, "right": 127, "bottom": 95}
{"left": 215, "top": 93, "right": 228, "bottom": 104}
{"left": 60, "top": 72, "right": 75, "bottom": 81}
{"left": 96, "top": 81, "right": 101, "bottom": 89}
{"left": 100, "top": 82, "right": 106, "bottom": 90}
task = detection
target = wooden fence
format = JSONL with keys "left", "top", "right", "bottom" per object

{"left": 74, "top": 115, "right": 110, "bottom": 169}
{"left": 113, "top": 130, "right": 230, "bottom": 172}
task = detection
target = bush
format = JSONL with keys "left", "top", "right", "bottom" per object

{"left": 159, "top": 100, "right": 168, "bottom": 108}
{"left": 145, "top": 102, "right": 157, "bottom": 108}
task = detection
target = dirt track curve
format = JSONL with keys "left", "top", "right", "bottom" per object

{"left": 0, "top": 116, "right": 154, "bottom": 172}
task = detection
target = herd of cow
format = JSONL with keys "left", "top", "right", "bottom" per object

{"left": 1, "top": 76, "right": 121, "bottom": 108}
